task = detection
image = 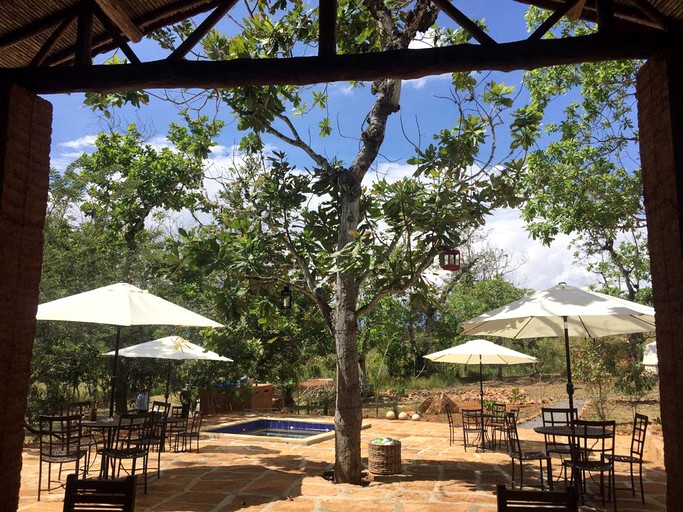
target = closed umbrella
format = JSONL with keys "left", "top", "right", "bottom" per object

{"left": 460, "top": 282, "right": 656, "bottom": 418}
{"left": 104, "top": 335, "right": 232, "bottom": 401}
{"left": 37, "top": 283, "right": 223, "bottom": 415}
{"left": 424, "top": 338, "right": 537, "bottom": 412}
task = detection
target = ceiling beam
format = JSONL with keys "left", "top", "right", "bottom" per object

{"left": 94, "top": 0, "right": 143, "bottom": 42}
{"left": 431, "top": 0, "right": 496, "bottom": 45}
{"left": 168, "top": 0, "right": 238, "bottom": 61}
{"left": 2, "top": 33, "right": 673, "bottom": 95}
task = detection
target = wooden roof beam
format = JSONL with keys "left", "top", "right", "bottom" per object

{"left": 94, "top": 5, "right": 141, "bottom": 64}
{"left": 30, "top": 13, "right": 77, "bottom": 67}
{"left": 2, "top": 32, "right": 672, "bottom": 94}
{"left": 629, "top": 0, "right": 677, "bottom": 31}
{"left": 596, "top": 0, "right": 616, "bottom": 32}
{"left": 319, "top": 0, "right": 337, "bottom": 57}
{"left": 94, "top": 0, "right": 143, "bottom": 42}
{"left": 0, "top": 5, "right": 79, "bottom": 50}
{"left": 431, "top": 0, "right": 496, "bottom": 45}
{"left": 529, "top": 0, "right": 583, "bottom": 40}
{"left": 75, "top": 1, "right": 94, "bottom": 67}
{"left": 168, "top": 0, "right": 238, "bottom": 61}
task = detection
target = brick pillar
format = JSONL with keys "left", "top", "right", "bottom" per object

{"left": 637, "top": 50, "right": 683, "bottom": 511}
{"left": 0, "top": 84, "right": 51, "bottom": 509}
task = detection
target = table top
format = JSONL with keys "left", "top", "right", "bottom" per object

{"left": 534, "top": 425, "right": 614, "bottom": 438}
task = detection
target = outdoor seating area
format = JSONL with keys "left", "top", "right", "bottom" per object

{"left": 18, "top": 413, "right": 666, "bottom": 512}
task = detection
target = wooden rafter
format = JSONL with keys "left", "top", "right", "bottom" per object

{"left": 529, "top": 0, "right": 582, "bottom": 40}
{"left": 431, "top": 0, "right": 496, "bottom": 45}
{"left": 596, "top": 0, "right": 616, "bottom": 31}
{"left": 0, "top": 5, "right": 80, "bottom": 51}
{"left": 30, "top": 13, "right": 76, "bottom": 67}
{"left": 94, "top": 0, "right": 143, "bottom": 42}
{"left": 319, "top": 0, "right": 337, "bottom": 57}
{"left": 94, "top": 5, "right": 140, "bottom": 64}
{"left": 168, "top": 0, "right": 238, "bottom": 61}
{"left": 1, "top": 32, "right": 672, "bottom": 94}
{"left": 75, "top": 1, "right": 94, "bottom": 67}
{"left": 630, "top": 0, "right": 676, "bottom": 30}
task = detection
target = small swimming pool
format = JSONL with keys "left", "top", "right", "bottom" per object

{"left": 208, "top": 418, "right": 371, "bottom": 445}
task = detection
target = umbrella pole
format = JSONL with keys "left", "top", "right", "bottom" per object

{"left": 479, "top": 356, "right": 486, "bottom": 451}
{"left": 563, "top": 316, "right": 576, "bottom": 420}
{"left": 165, "top": 361, "right": 171, "bottom": 402}
{"left": 108, "top": 326, "right": 121, "bottom": 417}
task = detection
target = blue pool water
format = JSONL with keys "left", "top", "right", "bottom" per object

{"left": 208, "top": 419, "right": 334, "bottom": 439}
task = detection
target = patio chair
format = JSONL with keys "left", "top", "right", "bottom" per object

{"left": 38, "top": 414, "right": 88, "bottom": 501}
{"left": 445, "top": 403, "right": 457, "bottom": 446}
{"left": 564, "top": 419, "right": 616, "bottom": 510}
{"left": 490, "top": 402, "right": 508, "bottom": 450}
{"left": 606, "top": 413, "right": 648, "bottom": 504}
{"left": 462, "top": 409, "right": 483, "bottom": 451}
{"left": 166, "top": 405, "right": 186, "bottom": 451}
{"left": 496, "top": 483, "right": 578, "bottom": 511}
{"left": 133, "top": 401, "right": 169, "bottom": 478}
{"left": 507, "top": 412, "right": 553, "bottom": 491}
{"left": 59, "top": 401, "right": 99, "bottom": 475}
{"left": 63, "top": 473, "right": 136, "bottom": 512}
{"left": 174, "top": 410, "right": 203, "bottom": 453}
{"left": 99, "top": 412, "right": 153, "bottom": 493}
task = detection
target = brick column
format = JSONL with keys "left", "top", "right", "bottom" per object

{"left": 0, "top": 84, "right": 52, "bottom": 509}
{"left": 637, "top": 50, "right": 683, "bottom": 510}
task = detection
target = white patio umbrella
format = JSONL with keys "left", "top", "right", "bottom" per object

{"left": 460, "top": 282, "right": 656, "bottom": 417}
{"left": 104, "top": 336, "right": 232, "bottom": 401}
{"left": 37, "top": 283, "right": 224, "bottom": 415}
{"left": 424, "top": 338, "right": 537, "bottom": 412}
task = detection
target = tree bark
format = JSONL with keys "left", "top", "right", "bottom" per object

{"left": 333, "top": 172, "right": 363, "bottom": 484}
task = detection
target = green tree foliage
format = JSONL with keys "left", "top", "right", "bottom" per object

{"left": 83, "top": 0, "right": 539, "bottom": 483}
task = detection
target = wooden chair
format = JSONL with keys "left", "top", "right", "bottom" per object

{"left": 63, "top": 473, "right": 136, "bottom": 512}
{"left": 507, "top": 412, "right": 553, "bottom": 491}
{"left": 606, "top": 413, "right": 648, "bottom": 504}
{"left": 496, "top": 483, "right": 578, "bottom": 511}
{"left": 445, "top": 403, "right": 457, "bottom": 446}
{"left": 38, "top": 414, "right": 88, "bottom": 501}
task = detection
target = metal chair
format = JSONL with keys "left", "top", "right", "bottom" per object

{"left": 59, "top": 401, "right": 99, "bottom": 475}
{"left": 606, "top": 413, "right": 649, "bottom": 504}
{"left": 174, "top": 410, "right": 203, "bottom": 453}
{"left": 37, "top": 414, "right": 87, "bottom": 501}
{"left": 542, "top": 407, "right": 577, "bottom": 481}
{"left": 490, "top": 402, "right": 508, "bottom": 450}
{"left": 166, "top": 405, "right": 187, "bottom": 451}
{"left": 445, "top": 403, "right": 457, "bottom": 446}
{"left": 461, "top": 409, "right": 483, "bottom": 451}
{"left": 134, "top": 401, "right": 170, "bottom": 478}
{"left": 565, "top": 419, "right": 616, "bottom": 510}
{"left": 496, "top": 483, "right": 578, "bottom": 511}
{"left": 506, "top": 412, "right": 553, "bottom": 490}
{"left": 63, "top": 473, "right": 136, "bottom": 512}
{"left": 99, "top": 412, "right": 153, "bottom": 493}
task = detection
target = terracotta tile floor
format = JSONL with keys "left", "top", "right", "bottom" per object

{"left": 18, "top": 414, "right": 666, "bottom": 511}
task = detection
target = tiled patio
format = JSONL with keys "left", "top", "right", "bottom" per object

{"left": 18, "top": 414, "right": 666, "bottom": 511}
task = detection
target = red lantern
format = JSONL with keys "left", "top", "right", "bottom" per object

{"left": 440, "top": 249, "right": 461, "bottom": 271}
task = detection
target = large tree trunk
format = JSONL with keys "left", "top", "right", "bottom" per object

{"left": 333, "top": 172, "right": 363, "bottom": 484}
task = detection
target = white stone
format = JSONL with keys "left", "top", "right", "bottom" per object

{"left": 398, "top": 411, "right": 409, "bottom": 420}
{"left": 412, "top": 413, "right": 420, "bottom": 421}
{"left": 385, "top": 411, "right": 396, "bottom": 420}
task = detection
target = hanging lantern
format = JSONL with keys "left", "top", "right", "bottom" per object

{"left": 281, "top": 285, "right": 292, "bottom": 310}
{"left": 440, "top": 249, "right": 461, "bottom": 271}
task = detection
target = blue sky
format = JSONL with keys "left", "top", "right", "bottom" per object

{"left": 43, "top": 0, "right": 594, "bottom": 291}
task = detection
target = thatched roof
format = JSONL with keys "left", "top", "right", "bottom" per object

{"left": 1, "top": 1, "right": 682, "bottom": 71}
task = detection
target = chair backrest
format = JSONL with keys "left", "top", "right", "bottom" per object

{"left": 39, "top": 414, "right": 82, "bottom": 458}
{"left": 445, "top": 403, "right": 454, "bottom": 427}
{"left": 112, "top": 413, "right": 152, "bottom": 451}
{"left": 462, "top": 409, "right": 482, "bottom": 429}
{"left": 63, "top": 473, "right": 136, "bottom": 512}
{"left": 58, "top": 401, "right": 91, "bottom": 418}
{"left": 541, "top": 407, "right": 576, "bottom": 427}
{"left": 170, "top": 405, "right": 183, "bottom": 418}
{"left": 188, "top": 410, "right": 203, "bottom": 434}
{"left": 572, "top": 419, "right": 615, "bottom": 461}
{"left": 631, "top": 413, "right": 649, "bottom": 459}
{"left": 496, "top": 483, "right": 578, "bottom": 511}
{"left": 506, "top": 412, "right": 522, "bottom": 455}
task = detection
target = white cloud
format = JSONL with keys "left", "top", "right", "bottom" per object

{"left": 58, "top": 135, "right": 97, "bottom": 151}
{"left": 483, "top": 208, "right": 593, "bottom": 291}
